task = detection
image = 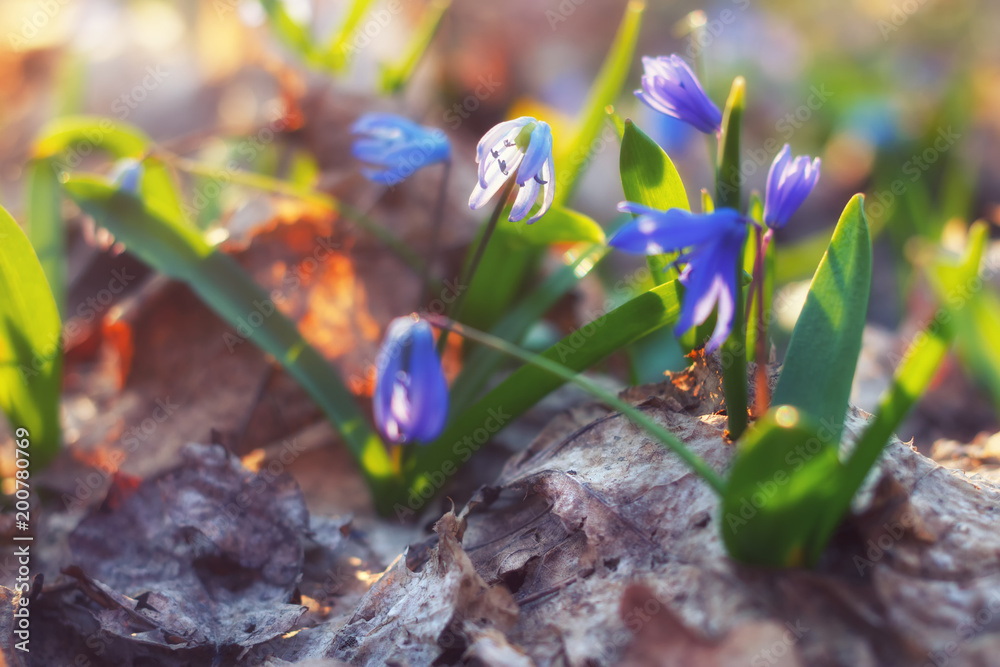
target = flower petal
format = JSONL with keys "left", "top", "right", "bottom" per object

{"left": 610, "top": 205, "right": 744, "bottom": 254}
{"left": 508, "top": 176, "right": 540, "bottom": 222}
{"left": 469, "top": 142, "right": 524, "bottom": 210}
{"left": 476, "top": 117, "right": 531, "bottom": 166}
{"left": 478, "top": 125, "right": 522, "bottom": 188}
{"left": 525, "top": 155, "right": 555, "bottom": 224}
{"left": 516, "top": 121, "right": 552, "bottom": 185}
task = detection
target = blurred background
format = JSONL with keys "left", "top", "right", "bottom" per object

{"left": 1, "top": 0, "right": 999, "bottom": 483}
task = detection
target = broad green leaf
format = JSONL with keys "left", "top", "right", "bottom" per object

{"left": 0, "top": 205, "right": 62, "bottom": 466}
{"left": 721, "top": 406, "right": 843, "bottom": 567}
{"left": 407, "top": 279, "right": 684, "bottom": 502}
{"left": 716, "top": 77, "right": 748, "bottom": 440}
{"left": 619, "top": 120, "right": 690, "bottom": 284}
{"left": 714, "top": 77, "right": 744, "bottom": 210}
{"left": 505, "top": 206, "right": 606, "bottom": 245}
{"left": 771, "top": 194, "right": 871, "bottom": 443}
{"left": 620, "top": 120, "right": 690, "bottom": 212}
{"left": 380, "top": 0, "right": 450, "bottom": 93}
{"left": 25, "top": 158, "right": 66, "bottom": 318}
{"left": 61, "top": 176, "right": 400, "bottom": 508}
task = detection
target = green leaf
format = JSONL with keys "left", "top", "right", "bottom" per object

{"left": 504, "top": 206, "right": 605, "bottom": 245}
{"left": 716, "top": 76, "right": 748, "bottom": 440}
{"left": 326, "top": 0, "right": 378, "bottom": 70}
{"left": 771, "top": 194, "right": 872, "bottom": 442}
{"left": 34, "top": 116, "right": 149, "bottom": 161}
{"left": 407, "top": 278, "right": 684, "bottom": 502}
{"left": 840, "top": 221, "right": 988, "bottom": 495}
{"left": 926, "top": 225, "right": 1000, "bottom": 413}
{"left": 449, "top": 243, "right": 608, "bottom": 414}
{"left": 950, "top": 289, "right": 1000, "bottom": 411}
{"left": 25, "top": 158, "right": 66, "bottom": 318}
{"left": 427, "top": 316, "right": 725, "bottom": 494}
{"left": 61, "top": 176, "right": 400, "bottom": 508}
{"left": 620, "top": 120, "right": 690, "bottom": 212}
{"left": 0, "top": 205, "right": 62, "bottom": 467}
{"left": 721, "top": 406, "right": 843, "bottom": 567}
{"left": 380, "top": 0, "right": 450, "bottom": 93}
{"left": 259, "top": 0, "right": 320, "bottom": 67}
{"left": 619, "top": 119, "right": 690, "bottom": 284}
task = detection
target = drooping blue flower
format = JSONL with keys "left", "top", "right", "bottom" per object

{"left": 763, "top": 144, "right": 821, "bottom": 229}
{"left": 610, "top": 203, "right": 749, "bottom": 353}
{"left": 373, "top": 315, "right": 449, "bottom": 444}
{"left": 469, "top": 116, "right": 554, "bottom": 224}
{"left": 352, "top": 113, "right": 451, "bottom": 186}
{"left": 635, "top": 55, "right": 722, "bottom": 135}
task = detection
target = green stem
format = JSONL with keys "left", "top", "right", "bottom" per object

{"left": 427, "top": 315, "right": 727, "bottom": 495}
{"left": 752, "top": 227, "right": 772, "bottom": 417}
{"left": 716, "top": 76, "right": 748, "bottom": 439}
{"left": 437, "top": 179, "right": 516, "bottom": 354}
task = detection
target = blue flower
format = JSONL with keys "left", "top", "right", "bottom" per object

{"left": 111, "top": 158, "right": 144, "bottom": 193}
{"left": 610, "top": 203, "right": 749, "bottom": 353}
{"left": 763, "top": 144, "right": 821, "bottom": 228}
{"left": 352, "top": 113, "right": 451, "bottom": 186}
{"left": 469, "top": 116, "right": 554, "bottom": 224}
{"left": 373, "top": 315, "right": 449, "bottom": 444}
{"left": 636, "top": 55, "right": 722, "bottom": 135}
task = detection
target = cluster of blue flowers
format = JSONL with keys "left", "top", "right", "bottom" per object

{"left": 358, "top": 53, "right": 820, "bottom": 445}
{"left": 610, "top": 55, "right": 821, "bottom": 353}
